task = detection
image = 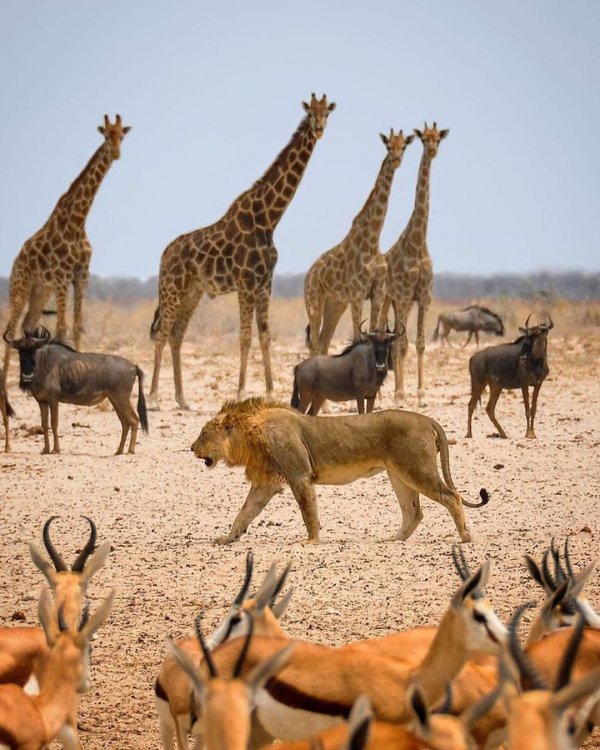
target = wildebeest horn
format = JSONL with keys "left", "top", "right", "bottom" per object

{"left": 524, "top": 314, "right": 532, "bottom": 331}
{"left": 234, "top": 550, "right": 254, "bottom": 606}
{"left": 233, "top": 612, "right": 254, "bottom": 678}
{"left": 71, "top": 516, "right": 97, "bottom": 572}
{"left": 194, "top": 612, "right": 218, "bottom": 677}
{"left": 2, "top": 330, "right": 13, "bottom": 344}
{"left": 358, "top": 320, "right": 367, "bottom": 336}
{"left": 24, "top": 326, "right": 51, "bottom": 343}
{"left": 508, "top": 602, "right": 548, "bottom": 690}
{"left": 43, "top": 517, "right": 68, "bottom": 572}
{"left": 545, "top": 314, "right": 554, "bottom": 330}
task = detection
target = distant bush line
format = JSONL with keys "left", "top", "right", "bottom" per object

{"left": 0, "top": 270, "right": 598, "bottom": 304}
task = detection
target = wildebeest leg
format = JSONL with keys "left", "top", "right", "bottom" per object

{"left": 462, "top": 331, "right": 473, "bottom": 349}
{"left": 39, "top": 401, "right": 51, "bottom": 454}
{"left": 521, "top": 384, "right": 532, "bottom": 439}
{"left": 215, "top": 484, "right": 282, "bottom": 544}
{"left": 110, "top": 394, "right": 139, "bottom": 454}
{"left": 466, "top": 381, "right": 485, "bottom": 438}
{"left": 527, "top": 383, "right": 542, "bottom": 439}
{"left": 474, "top": 330, "right": 480, "bottom": 348}
{"left": 387, "top": 471, "right": 423, "bottom": 541}
{"left": 1, "top": 395, "right": 9, "bottom": 452}
{"left": 296, "top": 391, "right": 312, "bottom": 414}
{"left": 288, "top": 479, "right": 320, "bottom": 543}
{"left": 255, "top": 285, "right": 274, "bottom": 398}
{"left": 366, "top": 396, "right": 376, "bottom": 413}
{"left": 308, "top": 394, "right": 325, "bottom": 416}
{"left": 356, "top": 397, "right": 365, "bottom": 414}
{"left": 49, "top": 401, "right": 60, "bottom": 453}
{"left": 485, "top": 383, "right": 508, "bottom": 439}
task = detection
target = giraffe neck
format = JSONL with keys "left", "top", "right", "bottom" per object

{"left": 243, "top": 116, "right": 318, "bottom": 232}
{"left": 348, "top": 153, "right": 397, "bottom": 250}
{"left": 405, "top": 150, "right": 433, "bottom": 244}
{"left": 52, "top": 141, "right": 115, "bottom": 235}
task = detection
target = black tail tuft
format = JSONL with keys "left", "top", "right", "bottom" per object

{"left": 305, "top": 324, "right": 311, "bottom": 350}
{"left": 479, "top": 488, "right": 490, "bottom": 506}
{"left": 136, "top": 367, "right": 149, "bottom": 434}
{"left": 150, "top": 306, "right": 161, "bottom": 340}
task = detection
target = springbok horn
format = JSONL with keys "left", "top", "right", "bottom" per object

{"left": 71, "top": 516, "right": 97, "bottom": 572}
{"left": 57, "top": 604, "right": 69, "bottom": 633}
{"left": 563, "top": 537, "right": 575, "bottom": 578}
{"left": 554, "top": 609, "right": 585, "bottom": 691}
{"left": 542, "top": 548, "right": 557, "bottom": 590}
{"left": 194, "top": 612, "right": 218, "bottom": 678}
{"left": 451, "top": 544, "right": 471, "bottom": 582}
{"left": 43, "top": 517, "right": 67, "bottom": 572}
{"left": 551, "top": 538, "right": 567, "bottom": 584}
{"left": 269, "top": 561, "right": 292, "bottom": 607}
{"left": 508, "top": 602, "right": 549, "bottom": 691}
{"left": 233, "top": 612, "right": 254, "bottom": 678}
{"left": 234, "top": 550, "right": 254, "bottom": 606}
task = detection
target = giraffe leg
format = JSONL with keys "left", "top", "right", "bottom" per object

{"left": 237, "top": 291, "right": 254, "bottom": 401}
{"left": 148, "top": 307, "right": 176, "bottom": 411}
{"left": 377, "top": 295, "right": 392, "bottom": 331}
{"left": 369, "top": 266, "right": 386, "bottom": 331}
{"left": 304, "top": 284, "right": 325, "bottom": 355}
{"left": 392, "top": 301, "right": 411, "bottom": 405}
{"left": 3, "top": 279, "right": 30, "bottom": 384}
{"left": 169, "top": 293, "right": 203, "bottom": 411}
{"left": 72, "top": 270, "right": 89, "bottom": 350}
{"left": 416, "top": 300, "right": 430, "bottom": 406}
{"left": 350, "top": 298, "right": 363, "bottom": 338}
{"left": 22, "top": 282, "right": 52, "bottom": 333}
{"left": 318, "top": 299, "right": 346, "bottom": 354}
{"left": 254, "top": 286, "right": 274, "bottom": 398}
{"left": 52, "top": 283, "right": 69, "bottom": 343}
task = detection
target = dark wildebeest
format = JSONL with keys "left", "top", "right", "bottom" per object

{"left": 0, "top": 368, "right": 15, "bottom": 452}
{"left": 466, "top": 315, "right": 552, "bottom": 439}
{"left": 291, "top": 328, "right": 398, "bottom": 415}
{"left": 432, "top": 305, "right": 504, "bottom": 347}
{"left": 4, "top": 326, "right": 148, "bottom": 454}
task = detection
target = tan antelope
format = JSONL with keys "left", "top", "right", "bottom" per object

{"left": 0, "top": 517, "right": 110, "bottom": 692}
{"left": 192, "top": 560, "right": 506, "bottom": 746}
{"left": 501, "top": 603, "right": 600, "bottom": 750}
{"left": 262, "top": 686, "right": 500, "bottom": 750}
{"left": 155, "top": 552, "right": 292, "bottom": 750}
{"left": 0, "top": 587, "right": 115, "bottom": 750}
{"left": 166, "top": 613, "right": 294, "bottom": 750}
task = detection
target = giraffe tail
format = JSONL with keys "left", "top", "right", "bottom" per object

{"left": 305, "top": 324, "right": 311, "bottom": 349}
{"left": 432, "top": 316, "right": 441, "bottom": 342}
{"left": 291, "top": 367, "right": 300, "bottom": 410}
{"left": 150, "top": 306, "right": 161, "bottom": 340}
{"left": 136, "top": 367, "right": 149, "bottom": 434}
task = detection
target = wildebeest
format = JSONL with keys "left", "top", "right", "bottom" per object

{"left": 4, "top": 326, "right": 148, "bottom": 454}
{"left": 0, "top": 368, "right": 15, "bottom": 452}
{"left": 466, "top": 315, "right": 553, "bottom": 439}
{"left": 291, "top": 328, "right": 398, "bottom": 415}
{"left": 433, "top": 305, "right": 504, "bottom": 347}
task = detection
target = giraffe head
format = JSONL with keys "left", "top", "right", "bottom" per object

{"left": 97, "top": 114, "right": 131, "bottom": 159}
{"left": 379, "top": 129, "right": 415, "bottom": 168}
{"left": 414, "top": 122, "right": 449, "bottom": 159}
{"left": 302, "top": 93, "right": 336, "bottom": 139}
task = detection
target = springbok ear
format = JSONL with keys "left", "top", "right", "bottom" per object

{"left": 439, "top": 129, "right": 450, "bottom": 139}
{"left": 255, "top": 563, "right": 279, "bottom": 613}
{"left": 247, "top": 643, "right": 295, "bottom": 695}
{"left": 38, "top": 588, "right": 60, "bottom": 646}
{"left": 451, "top": 561, "right": 488, "bottom": 608}
{"left": 29, "top": 543, "right": 57, "bottom": 585}
{"left": 405, "top": 134, "right": 416, "bottom": 145}
{"left": 524, "top": 554, "right": 547, "bottom": 590}
{"left": 343, "top": 694, "right": 373, "bottom": 750}
{"left": 272, "top": 587, "right": 294, "bottom": 619}
{"left": 166, "top": 638, "right": 209, "bottom": 699}
{"left": 80, "top": 540, "right": 112, "bottom": 583}
{"left": 379, "top": 133, "right": 389, "bottom": 146}
{"left": 327, "top": 102, "right": 336, "bottom": 112}
{"left": 78, "top": 589, "right": 116, "bottom": 643}
{"left": 122, "top": 126, "right": 132, "bottom": 134}
{"left": 570, "top": 561, "right": 596, "bottom": 597}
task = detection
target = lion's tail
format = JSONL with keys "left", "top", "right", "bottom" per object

{"left": 291, "top": 367, "right": 300, "bottom": 409}
{"left": 433, "top": 420, "right": 489, "bottom": 509}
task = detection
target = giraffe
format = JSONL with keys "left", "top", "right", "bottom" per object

{"left": 2, "top": 115, "right": 131, "bottom": 383}
{"left": 379, "top": 122, "right": 449, "bottom": 406}
{"left": 149, "top": 94, "right": 335, "bottom": 410}
{"left": 303, "top": 129, "right": 414, "bottom": 357}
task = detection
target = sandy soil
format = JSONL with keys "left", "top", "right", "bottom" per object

{"left": 1, "top": 313, "right": 599, "bottom": 748}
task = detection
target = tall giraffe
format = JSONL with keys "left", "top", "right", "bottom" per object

{"left": 303, "top": 130, "right": 414, "bottom": 356}
{"left": 3, "top": 115, "right": 131, "bottom": 382}
{"left": 149, "top": 94, "right": 335, "bottom": 410}
{"left": 379, "top": 122, "right": 449, "bottom": 405}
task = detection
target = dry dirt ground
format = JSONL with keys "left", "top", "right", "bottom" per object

{"left": 0, "top": 299, "right": 599, "bottom": 748}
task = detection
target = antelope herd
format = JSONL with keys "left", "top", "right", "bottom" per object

{"left": 1, "top": 528, "right": 599, "bottom": 749}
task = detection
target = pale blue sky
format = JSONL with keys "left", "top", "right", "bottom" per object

{"left": 1, "top": 0, "right": 598, "bottom": 279}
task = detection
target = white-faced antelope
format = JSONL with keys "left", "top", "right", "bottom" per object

{"left": 0, "top": 588, "right": 115, "bottom": 750}
{"left": 155, "top": 552, "right": 293, "bottom": 750}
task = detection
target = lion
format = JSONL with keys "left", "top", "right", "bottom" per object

{"left": 191, "top": 398, "right": 488, "bottom": 544}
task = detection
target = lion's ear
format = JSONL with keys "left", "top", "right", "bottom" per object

{"left": 224, "top": 419, "right": 234, "bottom": 434}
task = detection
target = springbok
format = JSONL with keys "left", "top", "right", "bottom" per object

{"left": 197, "top": 560, "right": 505, "bottom": 746}
{"left": 155, "top": 552, "right": 292, "bottom": 750}
{"left": 166, "top": 613, "right": 294, "bottom": 750}
{"left": 502, "top": 603, "right": 600, "bottom": 749}
{"left": 0, "top": 588, "right": 115, "bottom": 750}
